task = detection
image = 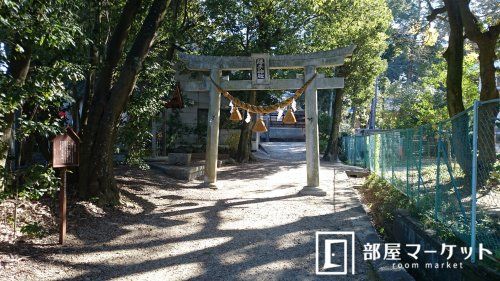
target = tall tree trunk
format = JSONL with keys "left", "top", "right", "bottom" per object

{"left": 0, "top": 42, "right": 32, "bottom": 191}
{"left": 440, "top": 0, "right": 472, "bottom": 177}
{"left": 79, "top": 0, "right": 171, "bottom": 204}
{"left": 323, "top": 89, "right": 342, "bottom": 161}
{"left": 236, "top": 91, "right": 257, "bottom": 163}
{"left": 443, "top": 0, "right": 465, "bottom": 118}
{"left": 456, "top": 0, "right": 500, "bottom": 188}
{"left": 475, "top": 39, "right": 499, "bottom": 187}
{"left": 80, "top": 0, "right": 103, "bottom": 129}
{"left": 79, "top": 0, "right": 141, "bottom": 201}
{"left": 477, "top": 41, "right": 499, "bottom": 101}
{"left": 330, "top": 89, "right": 344, "bottom": 162}
{"left": 324, "top": 66, "right": 347, "bottom": 162}
{"left": 455, "top": 0, "right": 499, "bottom": 102}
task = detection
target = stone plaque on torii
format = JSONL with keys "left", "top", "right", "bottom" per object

{"left": 176, "top": 45, "right": 355, "bottom": 196}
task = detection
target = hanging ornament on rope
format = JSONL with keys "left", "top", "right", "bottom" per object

{"left": 283, "top": 107, "right": 297, "bottom": 124}
{"left": 277, "top": 108, "right": 284, "bottom": 121}
{"left": 230, "top": 107, "right": 242, "bottom": 121}
{"left": 228, "top": 101, "right": 243, "bottom": 121}
{"left": 291, "top": 98, "right": 297, "bottom": 111}
{"left": 252, "top": 115, "right": 268, "bottom": 133}
{"left": 245, "top": 111, "right": 251, "bottom": 123}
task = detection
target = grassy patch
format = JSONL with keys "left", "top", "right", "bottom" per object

{"left": 360, "top": 174, "right": 461, "bottom": 245}
{"left": 360, "top": 174, "right": 411, "bottom": 236}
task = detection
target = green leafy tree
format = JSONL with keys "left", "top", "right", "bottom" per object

{"left": 0, "top": 0, "right": 83, "bottom": 191}
{"left": 307, "top": 0, "right": 391, "bottom": 160}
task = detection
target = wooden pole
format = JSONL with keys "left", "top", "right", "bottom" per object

{"left": 59, "top": 168, "right": 67, "bottom": 244}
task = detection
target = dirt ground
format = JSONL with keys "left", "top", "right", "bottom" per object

{"left": 1, "top": 148, "right": 383, "bottom": 280}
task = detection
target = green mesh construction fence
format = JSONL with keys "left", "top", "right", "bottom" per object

{"left": 342, "top": 99, "right": 499, "bottom": 262}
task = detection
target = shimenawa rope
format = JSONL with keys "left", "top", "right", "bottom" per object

{"left": 209, "top": 74, "right": 317, "bottom": 114}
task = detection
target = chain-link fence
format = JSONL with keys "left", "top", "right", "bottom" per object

{"left": 342, "top": 99, "right": 499, "bottom": 262}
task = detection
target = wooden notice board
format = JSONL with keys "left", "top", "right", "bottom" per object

{"left": 52, "top": 127, "right": 80, "bottom": 168}
{"left": 52, "top": 127, "right": 80, "bottom": 244}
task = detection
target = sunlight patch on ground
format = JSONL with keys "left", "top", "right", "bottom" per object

{"left": 217, "top": 203, "right": 305, "bottom": 230}
{"left": 219, "top": 250, "right": 250, "bottom": 265}
{"left": 113, "top": 262, "right": 205, "bottom": 281}
{"left": 238, "top": 257, "right": 307, "bottom": 280}
{"left": 51, "top": 237, "right": 233, "bottom": 271}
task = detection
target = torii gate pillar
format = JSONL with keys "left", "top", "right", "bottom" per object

{"left": 299, "top": 65, "right": 325, "bottom": 195}
{"left": 205, "top": 68, "right": 221, "bottom": 187}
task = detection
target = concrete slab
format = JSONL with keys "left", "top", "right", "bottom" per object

{"left": 345, "top": 169, "right": 370, "bottom": 178}
{"left": 149, "top": 162, "right": 204, "bottom": 181}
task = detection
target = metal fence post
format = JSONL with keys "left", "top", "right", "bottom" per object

{"left": 381, "top": 135, "right": 385, "bottom": 178}
{"left": 406, "top": 130, "right": 411, "bottom": 196}
{"left": 435, "top": 124, "right": 442, "bottom": 220}
{"left": 417, "top": 126, "right": 423, "bottom": 206}
{"left": 470, "top": 100, "right": 479, "bottom": 263}
{"left": 391, "top": 133, "right": 395, "bottom": 183}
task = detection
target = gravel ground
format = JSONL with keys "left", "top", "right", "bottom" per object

{"left": 0, "top": 143, "right": 382, "bottom": 281}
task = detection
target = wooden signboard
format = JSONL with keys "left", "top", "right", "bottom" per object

{"left": 52, "top": 127, "right": 80, "bottom": 244}
{"left": 53, "top": 127, "right": 80, "bottom": 168}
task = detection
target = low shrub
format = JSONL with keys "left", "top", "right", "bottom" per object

{"left": 20, "top": 222, "right": 47, "bottom": 238}
{"left": 361, "top": 174, "right": 411, "bottom": 234}
{"left": 361, "top": 174, "right": 463, "bottom": 245}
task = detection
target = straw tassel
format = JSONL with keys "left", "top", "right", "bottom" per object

{"left": 283, "top": 109, "right": 297, "bottom": 124}
{"left": 252, "top": 116, "right": 268, "bottom": 133}
{"left": 230, "top": 107, "right": 243, "bottom": 121}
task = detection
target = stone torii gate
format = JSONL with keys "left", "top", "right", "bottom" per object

{"left": 176, "top": 45, "right": 355, "bottom": 196}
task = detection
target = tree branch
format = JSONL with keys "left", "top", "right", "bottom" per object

{"left": 426, "top": 6, "right": 446, "bottom": 22}
{"left": 84, "top": 0, "right": 142, "bottom": 139}
{"left": 456, "top": 0, "right": 483, "bottom": 42}
{"left": 489, "top": 23, "right": 500, "bottom": 37}
{"left": 110, "top": 0, "right": 172, "bottom": 120}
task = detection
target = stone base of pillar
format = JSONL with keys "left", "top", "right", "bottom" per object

{"left": 202, "top": 180, "right": 220, "bottom": 189}
{"left": 298, "top": 186, "right": 327, "bottom": 196}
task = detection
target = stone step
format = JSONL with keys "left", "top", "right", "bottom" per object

{"left": 148, "top": 163, "right": 205, "bottom": 181}
{"left": 345, "top": 169, "right": 370, "bottom": 178}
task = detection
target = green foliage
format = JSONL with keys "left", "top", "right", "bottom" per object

{"left": 361, "top": 174, "right": 411, "bottom": 227}
{"left": 2, "top": 164, "right": 58, "bottom": 200}
{"left": 0, "top": 61, "right": 83, "bottom": 135}
{"left": 225, "top": 131, "right": 240, "bottom": 157}
{"left": 318, "top": 112, "right": 332, "bottom": 152}
{"left": 361, "top": 174, "right": 463, "bottom": 245}
{"left": 19, "top": 165, "right": 59, "bottom": 200}
{"left": 487, "top": 157, "right": 500, "bottom": 187}
{"left": 0, "top": 0, "right": 83, "bottom": 49}
{"left": 116, "top": 60, "right": 175, "bottom": 166}
{"left": 164, "top": 109, "right": 193, "bottom": 152}
{"left": 377, "top": 46, "right": 480, "bottom": 129}
{"left": 125, "top": 157, "right": 150, "bottom": 171}
{"left": 306, "top": 0, "right": 392, "bottom": 124}
{"left": 20, "top": 222, "right": 47, "bottom": 238}
{"left": 198, "top": 0, "right": 391, "bottom": 153}
{"left": 0, "top": 0, "right": 85, "bottom": 153}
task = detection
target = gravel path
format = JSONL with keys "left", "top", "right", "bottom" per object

{"left": 1, "top": 143, "right": 383, "bottom": 281}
